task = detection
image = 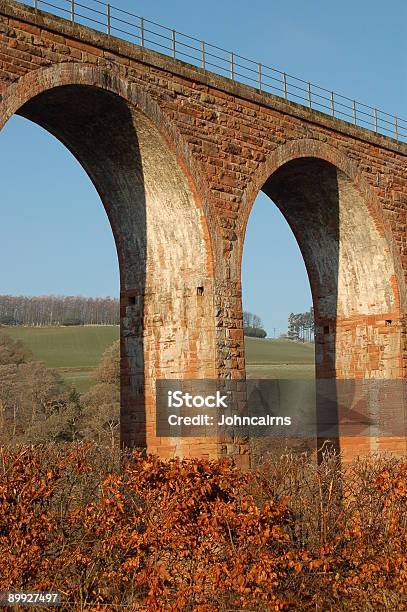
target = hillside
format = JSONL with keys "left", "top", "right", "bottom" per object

{"left": 2, "top": 327, "right": 315, "bottom": 391}
{"left": 244, "top": 336, "right": 314, "bottom": 364}
{"left": 3, "top": 325, "right": 119, "bottom": 392}
{"left": 244, "top": 336, "right": 315, "bottom": 379}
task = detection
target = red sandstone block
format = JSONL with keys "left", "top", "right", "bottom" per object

{"left": 4, "top": 44, "right": 36, "bottom": 63}
{"left": 0, "top": 68, "right": 11, "bottom": 81}
{"left": 8, "top": 20, "right": 40, "bottom": 36}
{"left": 42, "top": 30, "right": 66, "bottom": 45}
{"left": 69, "top": 47, "right": 81, "bottom": 60}
{"left": 0, "top": 56, "right": 26, "bottom": 75}
{"left": 67, "top": 38, "right": 103, "bottom": 56}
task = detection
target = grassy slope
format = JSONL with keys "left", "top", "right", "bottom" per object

{"left": 2, "top": 327, "right": 315, "bottom": 391}
{"left": 244, "top": 337, "right": 314, "bottom": 364}
{"left": 3, "top": 325, "right": 119, "bottom": 393}
{"left": 244, "top": 336, "right": 315, "bottom": 380}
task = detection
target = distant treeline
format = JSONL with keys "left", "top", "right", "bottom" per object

{"left": 0, "top": 295, "right": 119, "bottom": 326}
{"left": 287, "top": 308, "right": 314, "bottom": 342}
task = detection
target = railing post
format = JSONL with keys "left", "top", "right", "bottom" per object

{"left": 283, "top": 72, "right": 287, "bottom": 99}
{"left": 308, "top": 81, "right": 312, "bottom": 109}
{"left": 353, "top": 100, "right": 357, "bottom": 125}
{"left": 172, "top": 29, "right": 176, "bottom": 59}
{"left": 106, "top": 2, "right": 111, "bottom": 36}
{"left": 331, "top": 91, "right": 335, "bottom": 117}
{"left": 140, "top": 17, "right": 144, "bottom": 47}
{"left": 201, "top": 41, "right": 205, "bottom": 70}
{"left": 34, "top": 0, "right": 38, "bottom": 11}
{"left": 374, "top": 108, "right": 378, "bottom": 133}
{"left": 258, "top": 62, "right": 262, "bottom": 92}
{"left": 70, "top": 0, "right": 74, "bottom": 23}
{"left": 230, "top": 51, "right": 234, "bottom": 80}
{"left": 394, "top": 114, "right": 398, "bottom": 141}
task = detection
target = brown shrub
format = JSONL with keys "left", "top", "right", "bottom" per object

{"left": 0, "top": 442, "right": 405, "bottom": 610}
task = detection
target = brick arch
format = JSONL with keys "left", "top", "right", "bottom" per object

{"left": 0, "top": 62, "right": 218, "bottom": 457}
{"left": 236, "top": 139, "right": 406, "bottom": 459}
{"left": 236, "top": 139, "right": 403, "bottom": 369}
{"left": 0, "top": 62, "right": 217, "bottom": 270}
{"left": 238, "top": 138, "right": 405, "bottom": 312}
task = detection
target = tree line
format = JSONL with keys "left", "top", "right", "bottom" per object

{"left": 0, "top": 296, "right": 315, "bottom": 343}
{"left": 287, "top": 308, "right": 314, "bottom": 342}
{"left": 0, "top": 295, "right": 119, "bottom": 326}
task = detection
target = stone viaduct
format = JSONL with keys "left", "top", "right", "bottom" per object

{"left": 0, "top": 0, "right": 406, "bottom": 464}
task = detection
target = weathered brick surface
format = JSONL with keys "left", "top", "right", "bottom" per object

{"left": 0, "top": 0, "right": 406, "bottom": 461}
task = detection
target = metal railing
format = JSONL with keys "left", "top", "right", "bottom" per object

{"left": 23, "top": 0, "right": 407, "bottom": 143}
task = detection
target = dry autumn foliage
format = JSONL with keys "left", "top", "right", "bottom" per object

{"left": 0, "top": 334, "right": 120, "bottom": 447}
{"left": 0, "top": 442, "right": 406, "bottom": 611}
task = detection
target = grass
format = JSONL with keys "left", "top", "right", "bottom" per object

{"left": 3, "top": 325, "right": 119, "bottom": 393}
{"left": 2, "top": 326, "right": 315, "bottom": 392}
{"left": 245, "top": 336, "right": 315, "bottom": 379}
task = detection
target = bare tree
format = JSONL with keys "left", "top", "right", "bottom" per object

{"left": 287, "top": 308, "right": 314, "bottom": 342}
{"left": 80, "top": 340, "right": 120, "bottom": 447}
{"left": 0, "top": 295, "right": 119, "bottom": 327}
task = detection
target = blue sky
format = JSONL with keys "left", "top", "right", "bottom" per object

{"left": 2, "top": 0, "right": 406, "bottom": 335}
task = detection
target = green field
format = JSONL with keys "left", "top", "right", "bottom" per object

{"left": 2, "top": 326, "right": 315, "bottom": 392}
{"left": 245, "top": 337, "right": 315, "bottom": 380}
{"left": 3, "top": 325, "right": 119, "bottom": 392}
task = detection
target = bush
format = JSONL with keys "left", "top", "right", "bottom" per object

{"left": 61, "top": 317, "right": 83, "bottom": 326}
{"left": 244, "top": 325, "right": 267, "bottom": 338}
{"left": 0, "top": 333, "right": 33, "bottom": 365}
{"left": 0, "top": 443, "right": 405, "bottom": 610}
